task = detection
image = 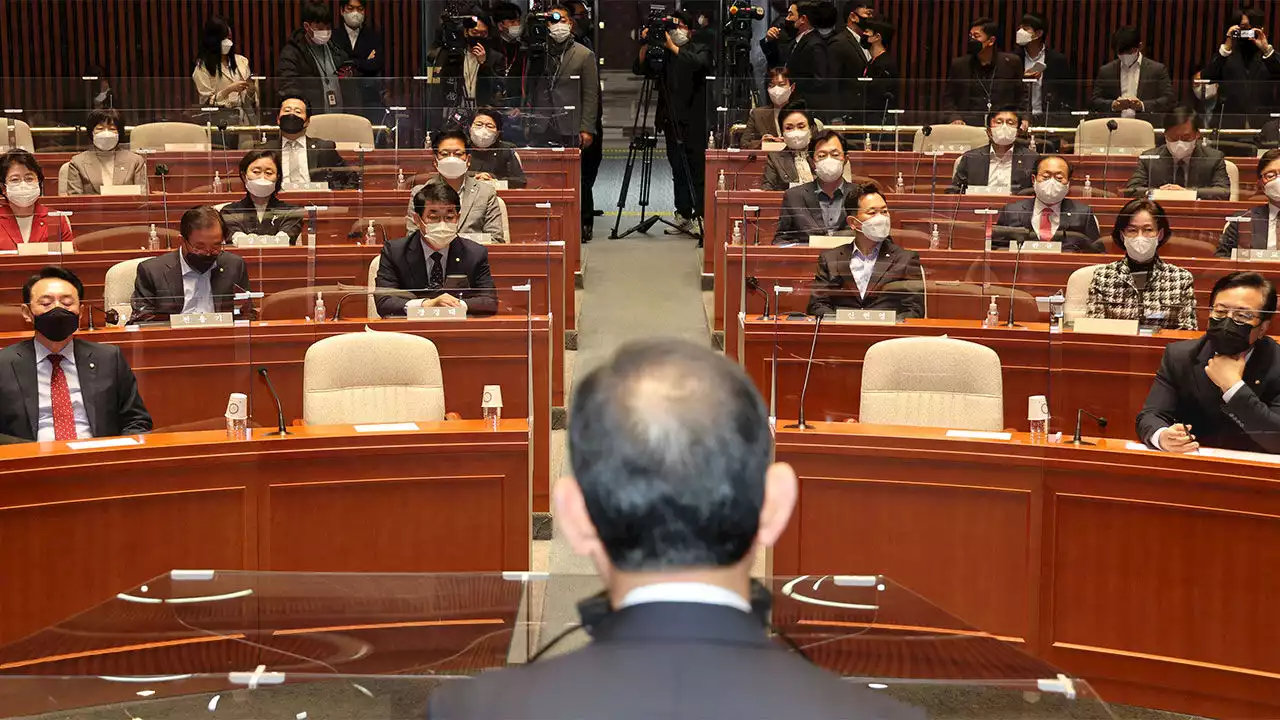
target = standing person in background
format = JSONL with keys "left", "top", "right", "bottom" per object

{"left": 564, "top": 0, "right": 605, "bottom": 240}
{"left": 331, "top": 0, "right": 387, "bottom": 125}
{"left": 762, "top": 0, "right": 795, "bottom": 69}
{"left": 1091, "top": 28, "right": 1176, "bottom": 122}
{"left": 826, "top": 0, "right": 866, "bottom": 123}
{"left": 192, "top": 16, "right": 257, "bottom": 147}
{"left": 1200, "top": 7, "right": 1280, "bottom": 130}
{"left": 784, "top": 2, "right": 831, "bottom": 120}
{"left": 491, "top": 2, "right": 530, "bottom": 145}
{"left": 1014, "top": 12, "right": 1075, "bottom": 128}
{"left": 277, "top": 0, "right": 351, "bottom": 115}
{"left": 66, "top": 109, "right": 148, "bottom": 195}
{"left": 858, "top": 19, "right": 899, "bottom": 126}
{"left": 944, "top": 17, "right": 1025, "bottom": 126}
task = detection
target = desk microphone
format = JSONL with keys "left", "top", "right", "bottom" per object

{"left": 83, "top": 303, "right": 120, "bottom": 331}
{"left": 784, "top": 312, "right": 823, "bottom": 430}
{"left": 257, "top": 367, "right": 290, "bottom": 436}
{"left": 945, "top": 182, "right": 967, "bottom": 250}
{"left": 1071, "top": 408, "right": 1108, "bottom": 446}
{"left": 1007, "top": 233, "right": 1024, "bottom": 327}
{"left": 910, "top": 125, "right": 932, "bottom": 197}
{"left": 155, "top": 163, "right": 172, "bottom": 229}
{"left": 746, "top": 276, "right": 771, "bottom": 319}
{"left": 1102, "top": 119, "right": 1118, "bottom": 195}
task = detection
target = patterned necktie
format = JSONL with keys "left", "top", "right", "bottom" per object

{"left": 429, "top": 251, "right": 444, "bottom": 289}
{"left": 48, "top": 355, "right": 76, "bottom": 441}
{"left": 1039, "top": 208, "right": 1053, "bottom": 242}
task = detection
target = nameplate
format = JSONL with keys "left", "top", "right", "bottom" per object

{"left": 1073, "top": 317, "right": 1140, "bottom": 336}
{"left": 761, "top": 142, "right": 785, "bottom": 152}
{"left": 354, "top": 422, "right": 420, "bottom": 433}
{"left": 163, "top": 142, "right": 210, "bottom": 151}
{"left": 282, "top": 181, "right": 331, "bottom": 192}
{"left": 1012, "top": 240, "right": 1062, "bottom": 254}
{"left": 334, "top": 141, "right": 373, "bottom": 152}
{"left": 458, "top": 232, "right": 493, "bottom": 245}
{"left": 807, "top": 235, "right": 850, "bottom": 249}
{"left": 1233, "top": 248, "right": 1280, "bottom": 262}
{"left": 944, "top": 430, "right": 1012, "bottom": 440}
{"left": 833, "top": 309, "right": 897, "bottom": 325}
{"left": 408, "top": 305, "right": 468, "bottom": 320}
{"left": 1198, "top": 446, "right": 1280, "bottom": 465}
{"left": 788, "top": 182, "right": 804, "bottom": 189}
{"left": 67, "top": 437, "right": 142, "bottom": 450}
{"left": 170, "top": 312, "right": 234, "bottom": 328}
{"left": 1149, "top": 189, "right": 1197, "bottom": 202}
{"left": 101, "top": 184, "right": 145, "bottom": 196}
{"left": 236, "top": 233, "right": 291, "bottom": 247}
{"left": 965, "top": 185, "right": 1003, "bottom": 196}
{"left": 17, "top": 242, "right": 75, "bottom": 255}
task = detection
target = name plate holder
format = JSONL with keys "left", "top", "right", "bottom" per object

{"left": 101, "top": 184, "right": 145, "bottom": 196}
{"left": 832, "top": 309, "right": 897, "bottom": 325}
{"left": 1233, "top": 248, "right": 1280, "bottom": 262}
{"left": 1072, "top": 317, "right": 1140, "bottom": 336}
{"left": 282, "top": 181, "right": 331, "bottom": 193}
{"left": 170, "top": 312, "right": 235, "bottom": 328}
{"left": 1011, "top": 240, "right": 1063, "bottom": 254}
{"left": 807, "top": 235, "right": 850, "bottom": 250}
{"left": 408, "top": 305, "right": 468, "bottom": 321}
{"left": 17, "top": 241, "right": 75, "bottom": 255}
{"left": 761, "top": 141, "right": 786, "bottom": 152}
{"left": 236, "top": 233, "right": 291, "bottom": 247}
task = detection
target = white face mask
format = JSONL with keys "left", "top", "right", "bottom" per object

{"left": 93, "top": 130, "right": 119, "bottom": 151}
{"left": 501, "top": 23, "right": 524, "bottom": 41}
{"left": 1125, "top": 233, "right": 1159, "bottom": 263}
{"left": 767, "top": 85, "right": 793, "bottom": 106}
{"left": 858, "top": 213, "right": 891, "bottom": 240}
{"left": 246, "top": 178, "right": 277, "bottom": 198}
{"left": 343, "top": 11, "right": 364, "bottom": 29}
{"left": 5, "top": 181, "right": 40, "bottom": 208}
{"left": 1167, "top": 139, "right": 1196, "bottom": 160}
{"left": 221, "top": 38, "right": 234, "bottom": 55}
{"left": 670, "top": 29, "right": 690, "bottom": 46}
{"left": 814, "top": 157, "right": 844, "bottom": 183}
{"left": 309, "top": 28, "right": 332, "bottom": 45}
{"left": 549, "top": 23, "right": 572, "bottom": 43}
{"left": 783, "top": 129, "right": 811, "bottom": 150}
{"left": 1034, "top": 178, "right": 1069, "bottom": 205}
{"left": 436, "top": 156, "right": 469, "bottom": 179}
{"left": 470, "top": 126, "right": 498, "bottom": 148}
{"left": 990, "top": 124, "right": 1017, "bottom": 146}
{"left": 1015, "top": 28, "right": 1034, "bottom": 46}
{"left": 1265, "top": 177, "right": 1280, "bottom": 204}
{"left": 1120, "top": 51, "right": 1140, "bottom": 68}
{"left": 423, "top": 221, "right": 458, "bottom": 250}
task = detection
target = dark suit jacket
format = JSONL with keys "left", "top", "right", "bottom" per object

{"left": 262, "top": 136, "right": 358, "bottom": 189}
{"left": 129, "top": 250, "right": 255, "bottom": 323}
{"left": 786, "top": 31, "right": 830, "bottom": 118}
{"left": 469, "top": 142, "right": 527, "bottom": 188}
{"left": 0, "top": 338, "right": 152, "bottom": 442}
{"left": 428, "top": 601, "right": 925, "bottom": 720}
{"left": 948, "top": 145, "right": 1039, "bottom": 194}
{"left": 807, "top": 236, "right": 925, "bottom": 318}
{"left": 827, "top": 28, "right": 867, "bottom": 121}
{"left": 219, "top": 195, "right": 304, "bottom": 244}
{"left": 943, "top": 52, "right": 1026, "bottom": 125}
{"left": 1124, "top": 144, "right": 1231, "bottom": 200}
{"left": 1019, "top": 46, "right": 1075, "bottom": 123}
{"left": 331, "top": 24, "right": 387, "bottom": 111}
{"left": 773, "top": 181, "right": 850, "bottom": 244}
{"left": 993, "top": 197, "right": 1103, "bottom": 253}
{"left": 1137, "top": 335, "right": 1280, "bottom": 455}
{"left": 1090, "top": 56, "right": 1176, "bottom": 119}
{"left": 373, "top": 233, "right": 497, "bottom": 318}
{"left": 1215, "top": 203, "right": 1275, "bottom": 257}
{"left": 1201, "top": 45, "right": 1280, "bottom": 126}
{"left": 276, "top": 29, "right": 353, "bottom": 113}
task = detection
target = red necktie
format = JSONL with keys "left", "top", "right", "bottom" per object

{"left": 1038, "top": 208, "right": 1053, "bottom": 242}
{"left": 48, "top": 355, "right": 76, "bottom": 441}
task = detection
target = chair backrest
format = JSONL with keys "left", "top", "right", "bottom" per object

{"left": 303, "top": 331, "right": 445, "bottom": 425}
{"left": 57, "top": 162, "right": 72, "bottom": 195}
{"left": 0, "top": 305, "right": 30, "bottom": 333}
{"left": 860, "top": 336, "right": 1004, "bottom": 431}
{"left": 495, "top": 195, "right": 510, "bottom": 242}
{"left": 129, "top": 122, "right": 210, "bottom": 151}
{"left": 349, "top": 216, "right": 411, "bottom": 246}
{"left": 0, "top": 118, "right": 35, "bottom": 151}
{"left": 912, "top": 125, "right": 988, "bottom": 153}
{"left": 75, "top": 225, "right": 181, "bottom": 252}
{"left": 104, "top": 257, "right": 150, "bottom": 323}
{"left": 367, "top": 255, "right": 381, "bottom": 319}
{"left": 259, "top": 285, "right": 350, "bottom": 321}
{"left": 1225, "top": 159, "right": 1240, "bottom": 201}
{"left": 306, "top": 114, "right": 375, "bottom": 147}
{"left": 1074, "top": 118, "right": 1155, "bottom": 155}
{"left": 1064, "top": 264, "right": 1106, "bottom": 321}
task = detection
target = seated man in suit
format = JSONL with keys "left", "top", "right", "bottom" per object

{"left": 130, "top": 206, "right": 255, "bottom": 323}
{"left": 772, "top": 129, "right": 851, "bottom": 244}
{"left": 1137, "top": 271, "right": 1280, "bottom": 455}
{"left": 1124, "top": 106, "right": 1230, "bottom": 200}
{"left": 994, "top": 155, "right": 1103, "bottom": 252}
{"left": 1089, "top": 27, "right": 1176, "bottom": 120}
{"left": 267, "top": 95, "right": 358, "bottom": 189}
{"left": 0, "top": 267, "right": 152, "bottom": 442}
{"left": 428, "top": 339, "right": 921, "bottom": 720}
{"left": 405, "top": 129, "right": 506, "bottom": 243}
{"left": 807, "top": 181, "right": 924, "bottom": 318}
{"left": 1216, "top": 148, "right": 1280, "bottom": 256}
{"left": 375, "top": 181, "right": 498, "bottom": 318}
{"left": 948, "top": 106, "right": 1038, "bottom": 194}
{"left": 467, "top": 107, "right": 528, "bottom": 189}
{"left": 220, "top": 149, "right": 304, "bottom": 245}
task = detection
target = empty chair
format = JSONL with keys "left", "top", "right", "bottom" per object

{"left": 74, "top": 225, "right": 180, "bottom": 252}
{"left": 0, "top": 118, "right": 35, "bottom": 151}
{"left": 259, "top": 285, "right": 351, "bottom": 321}
{"left": 303, "top": 331, "right": 447, "bottom": 425}
{"left": 1225, "top": 159, "right": 1240, "bottom": 201}
{"left": 912, "top": 125, "right": 988, "bottom": 153}
{"left": 128, "top": 122, "right": 210, "bottom": 151}
{"left": 103, "top": 257, "right": 150, "bottom": 324}
{"left": 1074, "top": 118, "right": 1154, "bottom": 155}
{"left": 306, "top": 113, "right": 375, "bottom": 148}
{"left": 1064, "top": 264, "right": 1106, "bottom": 321}
{"left": 860, "top": 336, "right": 1004, "bottom": 431}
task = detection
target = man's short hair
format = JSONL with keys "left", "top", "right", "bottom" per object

{"left": 1020, "top": 11, "right": 1046, "bottom": 33}
{"left": 0, "top": 149, "right": 44, "bottom": 187}
{"left": 568, "top": 339, "right": 773, "bottom": 570}
{"left": 413, "top": 178, "right": 462, "bottom": 215}
{"left": 987, "top": 105, "right": 1023, "bottom": 127}
{"left": 431, "top": 128, "right": 470, "bottom": 152}
{"left": 862, "top": 18, "right": 894, "bottom": 47}
{"left": 1257, "top": 148, "right": 1280, "bottom": 179}
{"left": 279, "top": 93, "right": 311, "bottom": 117}
{"left": 808, "top": 129, "right": 848, "bottom": 156}
{"left": 491, "top": 1, "right": 523, "bottom": 23}
{"left": 1035, "top": 154, "right": 1073, "bottom": 180}
{"left": 841, "top": 181, "right": 882, "bottom": 213}
{"left": 810, "top": 1, "right": 838, "bottom": 29}
{"left": 971, "top": 16, "right": 999, "bottom": 40}
{"left": 22, "top": 267, "right": 84, "bottom": 305}
{"left": 1111, "top": 27, "right": 1140, "bottom": 53}
{"left": 1164, "top": 106, "right": 1201, "bottom": 132}
{"left": 1211, "top": 271, "right": 1278, "bottom": 319}
{"left": 795, "top": 1, "right": 822, "bottom": 23}
{"left": 301, "top": 0, "right": 333, "bottom": 25}
{"left": 180, "top": 205, "right": 227, "bottom": 241}
{"left": 472, "top": 107, "right": 505, "bottom": 132}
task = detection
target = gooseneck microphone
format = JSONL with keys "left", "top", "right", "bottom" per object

{"left": 1071, "top": 408, "right": 1108, "bottom": 446}
{"left": 746, "top": 276, "right": 771, "bottom": 319}
{"left": 784, "top": 312, "right": 824, "bottom": 430}
{"left": 258, "top": 367, "right": 290, "bottom": 436}
{"left": 1007, "top": 234, "right": 1024, "bottom": 327}
{"left": 1102, "top": 119, "right": 1118, "bottom": 195}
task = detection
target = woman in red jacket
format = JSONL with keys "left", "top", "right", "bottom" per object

{"left": 0, "top": 150, "right": 74, "bottom": 251}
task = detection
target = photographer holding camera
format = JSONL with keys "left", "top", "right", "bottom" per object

{"left": 636, "top": 10, "right": 712, "bottom": 235}
{"left": 1202, "top": 7, "right": 1280, "bottom": 131}
{"left": 430, "top": 12, "right": 506, "bottom": 126}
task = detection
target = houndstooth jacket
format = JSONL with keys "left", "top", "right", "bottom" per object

{"left": 1085, "top": 258, "right": 1198, "bottom": 330}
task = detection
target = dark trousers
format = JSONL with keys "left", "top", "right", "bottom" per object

{"left": 581, "top": 132, "right": 602, "bottom": 226}
{"left": 666, "top": 122, "right": 706, "bottom": 219}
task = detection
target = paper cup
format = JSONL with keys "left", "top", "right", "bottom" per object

{"left": 226, "top": 392, "right": 248, "bottom": 420}
{"left": 1027, "top": 395, "right": 1049, "bottom": 421}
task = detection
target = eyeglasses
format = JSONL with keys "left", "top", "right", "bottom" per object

{"left": 436, "top": 149, "right": 468, "bottom": 159}
{"left": 1211, "top": 304, "right": 1262, "bottom": 324}
{"left": 472, "top": 121, "right": 498, "bottom": 131}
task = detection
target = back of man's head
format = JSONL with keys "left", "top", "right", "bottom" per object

{"left": 566, "top": 339, "right": 777, "bottom": 571}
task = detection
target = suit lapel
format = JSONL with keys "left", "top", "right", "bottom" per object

{"left": 972, "top": 147, "right": 991, "bottom": 185}
{"left": 1190, "top": 339, "right": 1225, "bottom": 411}
{"left": 1248, "top": 205, "right": 1269, "bottom": 251}
{"left": 212, "top": 255, "right": 235, "bottom": 298}
{"left": 405, "top": 235, "right": 430, "bottom": 289}
{"left": 12, "top": 340, "right": 38, "bottom": 439}
{"left": 864, "top": 242, "right": 895, "bottom": 298}
{"left": 458, "top": 178, "right": 478, "bottom": 227}
{"left": 73, "top": 341, "right": 100, "bottom": 436}
{"left": 86, "top": 157, "right": 105, "bottom": 189}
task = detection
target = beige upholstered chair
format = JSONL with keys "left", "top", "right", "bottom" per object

{"left": 303, "top": 331, "right": 446, "bottom": 425}
{"left": 104, "top": 257, "right": 150, "bottom": 324}
{"left": 1, "top": 118, "right": 35, "bottom": 151}
{"left": 1224, "top": 159, "right": 1240, "bottom": 201}
{"left": 859, "top": 336, "right": 1005, "bottom": 431}
{"left": 1064, "top": 264, "right": 1106, "bottom": 322}
{"left": 306, "top": 113, "right": 375, "bottom": 147}
{"left": 57, "top": 162, "right": 72, "bottom": 195}
{"left": 367, "top": 255, "right": 381, "bottom": 319}
{"left": 912, "top": 125, "right": 988, "bottom": 153}
{"left": 1074, "top": 118, "right": 1154, "bottom": 155}
{"left": 128, "top": 122, "right": 210, "bottom": 151}
{"left": 75, "top": 225, "right": 180, "bottom": 252}
{"left": 495, "top": 195, "right": 510, "bottom": 243}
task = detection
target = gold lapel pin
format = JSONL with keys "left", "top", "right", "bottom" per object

{"left": 89, "top": 363, "right": 95, "bottom": 369}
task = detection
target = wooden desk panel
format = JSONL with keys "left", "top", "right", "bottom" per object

{"left": 0, "top": 422, "right": 531, "bottom": 646}
{"left": 774, "top": 423, "right": 1280, "bottom": 718}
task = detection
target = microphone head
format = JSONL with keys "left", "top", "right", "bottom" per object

{"left": 257, "top": 367, "right": 269, "bottom": 376}
{"left": 1106, "top": 119, "right": 1118, "bottom": 131}
{"left": 746, "top": 276, "right": 760, "bottom": 291}
{"left": 921, "top": 124, "right": 933, "bottom": 137}
{"left": 104, "top": 308, "right": 120, "bottom": 325}
{"left": 1098, "top": 416, "right": 1109, "bottom": 428}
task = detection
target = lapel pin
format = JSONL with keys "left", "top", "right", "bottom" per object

{"left": 89, "top": 362, "right": 95, "bottom": 369}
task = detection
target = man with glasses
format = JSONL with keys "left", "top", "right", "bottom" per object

{"left": 1216, "top": 148, "right": 1280, "bottom": 256}
{"left": 773, "top": 130, "right": 851, "bottom": 244}
{"left": 949, "top": 107, "right": 1039, "bottom": 195}
{"left": 405, "top": 130, "right": 505, "bottom": 243}
{"left": 1138, "top": 271, "right": 1280, "bottom": 455}
{"left": 993, "top": 155, "right": 1103, "bottom": 252}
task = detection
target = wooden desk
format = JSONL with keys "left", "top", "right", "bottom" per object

{"left": 0, "top": 421, "right": 531, "bottom": 646}
{"left": 774, "top": 422, "right": 1280, "bottom": 718}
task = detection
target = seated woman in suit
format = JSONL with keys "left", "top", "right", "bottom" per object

{"left": 468, "top": 107, "right": 527, "bottom": 189}
{"left": 739, "top": 67, "right": 796, "bottom": 149}
{"left": 762, "top": 104, "right": 816, "bottom": 191}
{"left": 219, "top": 149, "right": 303, "bottom": 245}
{"left": 0, "top": 150, "right": 74, "bottom": 251}
{"left": 66, "top": 109, "right": 148, "bottom": 195}
{"left": 1086, "top": 198, "right": 1197, "bottom": 331}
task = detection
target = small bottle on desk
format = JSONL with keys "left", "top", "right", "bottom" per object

{"left": 930, "top": 224, "right": 941, "bottom": 250}
{"left": 864, "top": 133, "right": 872, "bottom": 151}
{"left": 365, "top": 219, "right": 377, "bottom": 245}
{"left": 1083, "top": 174, "right": 1092, "bottom": 197}
{"left": 148, "top": 223, "right": 161, "bottom": 251}
{"left": 396, "top": 168, "right": 406, "bottom": 191}
{"left": 717, "top": 169, "right": 726, "bottom": 192}
{"left": 314, "top": 292, "right": 326, "bottom": 323}
{"left": 708, "top": 131, "right": 716, "bottom": 149}
{"left": 895, "top": 172, "right": 905, "bottom": 195}
{"left": 983, "top": 295, "right": 999, "bottom": 328}
{"left": 212, "top": 171, "right": 223, "bottom": 193}
{"left": 732, "top": 219, "right": 743, "bottom": 245}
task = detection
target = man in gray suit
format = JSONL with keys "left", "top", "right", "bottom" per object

{"left": 404, "top": 130, "right": 505, "bottom": 242}
{"left": 948, "top": 106, "right": 1039, "bottom": 194}
{"left": 1125, "top": 107, "right": 1231, "bottom": 200}
{"left": 428, "top": 339, "right": 923, "bottom": 720}
{"left": 525, "top": 4, "right": 599, "bottom": 149}
{"left": 1090, "top": 27, "right": 1176, "bottom": 121}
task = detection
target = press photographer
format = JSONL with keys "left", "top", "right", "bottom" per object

{"left": 429, "top": 11, "right": 506, "bottom": 127}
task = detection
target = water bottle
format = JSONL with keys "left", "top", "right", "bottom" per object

{"left": 732, "top": 219, "right": 743, "bottom": 245}
{"left": 483, "top": 405, "right": 501, "bottom": 431}
{"left": 895, "top": 171, "right": 905, "bottom": 195}
{"left": 929, "top": 224, "right": 942, "bottom": 250}
{"left": 707, "top": 131, "right": 716, "bottom": 149}
{"left": 1082, "top": 174, "right": 1092, "bottom": 198}
{"left": 314, "top": 292, "right": 326, "bottom": 323}
{"left": 396, "top": 168, "right": 406, "bottom": 191}
{"left": 365, "top": 219, "right": 377, "bottom": 246}
{"left": 1027, "top": 395, "right": 1048, "bottom": 443}
{"left": 212, "top": 170, "right": 223, "bottom": 193}
{"left": 864, "top": 133, "right": 872, "bottom": 151}
{"left": 983, "top": 295, "right": 999, "bottom": 328}
{"left": 717, "top": 169, "right": 726, "bottom": 192}
{"left": 147, "top": 223, "right": 161, "bottom": 251}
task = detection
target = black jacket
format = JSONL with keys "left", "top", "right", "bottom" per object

{"left": 1123, "top": 144, "right": 1231, "bottom": 201}
{"left": 993, "top": 197, "right": 1104, "bottom": 253}
{"left": 262, "top": 136, "right": 358, "bottom": 190}
{"left": 1018, "top": 45, "right": 1075, "bottom": 122}
{"left": 773, "top": 180, "right": 851, "bottom": 244}
{"left": 129, "top": 250, "right": 255, "bottom": 323}
{"left": 331, "top": 23, "right": 386, "bottom": 111}
{"left": 636, "top": 39, "right": 712, "bottom": 136}
{"left": 276, "top": 29, "right": 352, "bottom": 113}
{"left": 374, "top": 233, "right": 497, "bottom": 318}
{"left": 1215, "top": 203, "right": 1274, "bottom": 257}
{"left": 469, "top": 142, "right": 527, "bottom": 188}
{"left": 807, "top": 235, "right": 925, "bottom": 318}
{"left": 1137, "top": 335, "right": 1280, "bottom": 455}
{"left": 1201, "top": 44, "right": 1280, "bottom": 127}
{"left": 1090, "top": 56, "right": 1177, "bottom": 119}
{"left": 220, "top": 195, "right": 304, "bottom": 244}
{"left": 943, "top": 52, "right": 1026, "bottom": 125}
{"left": 786, "top": 31, "right": 831, "bottom": 118}
{"left": 826, "top": 28, "right": 868, "bottom": 121}
{"left": 948, "top": 144, "right": 1040, "bottom": 194}
{"left": 0, "top": 338, "right": 152, "bottom": 443}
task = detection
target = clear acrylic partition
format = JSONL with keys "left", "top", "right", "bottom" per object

{"left": 0, "top": 571, "right": 1114, "bottom": 718}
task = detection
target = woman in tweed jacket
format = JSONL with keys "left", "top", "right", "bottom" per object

{"left": 1086, "top": 199, "right": 1198, "bottom": 331}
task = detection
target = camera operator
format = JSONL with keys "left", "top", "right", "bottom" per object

{"left": 637, "top": 10, "right": 712, "bottom": 235}
{"left": 490, "top": 2, "right": 529, "bottom": 144}
{"left": 1201, "top": 7, "right": 1280, "bottom": 132}
{"left": 431, "top": 12, "right": 506, "bottom": 125}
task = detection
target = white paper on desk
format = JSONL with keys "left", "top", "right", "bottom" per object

{"left": 1197, "top": 447, "right": 1280, "bottom": 465}
{"left": 1125, "top": 441, "right": 1153, "bottom": 451}
{"left": 354, "top": 422, "right": 420, "bottom": 433}
{"left": 67, "top": 437, "right": 142, "bottom": 450}
{"left": 945, "top": 430, "right": 1012, "bottom": 440}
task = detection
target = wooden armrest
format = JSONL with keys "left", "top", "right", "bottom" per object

{"left": 291, "top": 418, "right": 307, "bottom": 427}
{"left": 444, "top": 412, "right": 462, "bottom": 421}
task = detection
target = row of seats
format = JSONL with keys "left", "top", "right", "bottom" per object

{"left": 4, "top": 113, "right": 380, "bottom": 152}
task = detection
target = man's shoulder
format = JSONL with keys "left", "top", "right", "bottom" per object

{"left": 1000, "top": 196, "right": 1035, "bottom": 213}
{"left": 137, "top": 251, "right": 177, "bottom": 275}
{"left": 0, "top": 339, "right": 30, "bottom": 363}
{"left": 1061, "top": 198, "right": 1096, "bottom": 214}
{"left": 1142, "top": 57, "right": 1169, "bottom": 72}
{"left": 451, "top": 236, "right": 488, "bottom": 259}
{"left": 960, "top": 145, "right": 989, "bottom": 160}
{"left": 309, "top": 137, "right": 338, "bottom": 150}
{"left": 1160, "top": 336, "right": 1209, "bottom": 366}
{"left": 781, "top": 182, "right": 812, "bottom": 201}
{"left": 72, "top": 338, "right": 124, "bottom": 362}
{"left": 1199, "top": 146, "right": 1227, "bottom": 162}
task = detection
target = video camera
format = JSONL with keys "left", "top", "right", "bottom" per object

{"left": 523, "top": 0, "right": 568, "bottom": 55}
{"left": 640, "top": 4, "right": 679, "bottom": 75}
{"left": 724, "top": 0, "right": 765, "bottom": 43}
{"left": 439, "top": 13, "right": 481, "bottom": 55}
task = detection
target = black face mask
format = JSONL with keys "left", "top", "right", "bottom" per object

{"left": 466, "top": 34, "right": 486, "bottom": 46}
{"left": 860, "top": 35, "right": 873, "bottom": 49}
{"left": 33, "top": 306, "right": 79, "bottom": 343}
{"left": 278, "top": 114, "right": 306, "bottom": 135}
{"left": 185, "top": 251, "right": 218, "bottom": 274}
{"left": 967, "top": 39, "right": 985, "bottom": 56}
{"left": 1207, "top": 316, "right": 1256, "bottom": 356}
